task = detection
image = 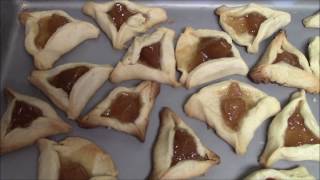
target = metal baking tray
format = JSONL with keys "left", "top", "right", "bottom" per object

{"left": 1, "top": 0, "right": 319, "bottom": 179}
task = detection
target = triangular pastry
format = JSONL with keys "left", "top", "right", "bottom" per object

{"left": 303, "top": 11, "right": 320, "bottom": 28}
{"left": 184, "top": 80, "right": 280, "bottom": 155}
{"left": 150, "top": 107, "right": 220, "bottom": 180}
{"left": 29, "top": 63, "right": 113, "bottom": 120}
{"left": 19, "top": 10, "right": 100, "bottom": 70}
{"left": 110, "top": 28, "right": 179, "bottom": 86}
{"left": 176, "top": 27, "right": 249, "bottom": 88}
{"left": 215, "top": 3, "right": 291, "bottom": 53}
{"left": 0, "top": 88, "right": 71, "bottom": 155}
{"left": 260, "top": 90, "right": 320, "bottom": 167}
{"left": 83, "top": 0, "right": 167, "bottom": 50}
{"left": 37, "top": 137, "right": 118, "bottom": 180}
{"left": 250, "top": 31, "right": 320, "bottom": 93}
{"left": 79, "top": 81, "right": 160, "bottom": 142}
{"left": 244, "top": 166, "right": 315, "bottom": 180}
{"left": 309, "top": 36, "right": 320, "bottom": 78}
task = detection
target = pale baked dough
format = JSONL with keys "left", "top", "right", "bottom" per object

{"left": 303, "top": 11, "right": 320, "bottom": 28}
{"left": 309, "top": 36, "right": 320, "bottom": 78}
{"left": 260, "top": 90, "right": 320, "bottom": 167}
{"left": 250, "top": 31, "right": 320, "bottom": 94}
{"left": 19, "top": 10, "right": 100, "bottom": 70}
{"left": 0, "top": 88, "right": 71, "bottom": 155}
{"left": 83, "top": 0, "right": 167, "bottom": 50}
{"left": 150, "top": 107, "right": 220, "bottom": 180}
{"left": 29, "top": 63, "right": 113, "bottom": 120}
{"left": 110, "top": 28, "right": 179, "bottom": 86}
{"left": 37, "top": 137, "right": 118, "bottom": 180}
{"left": 184, "top": 80, "right": 280, "bottom": 155}
{"left": 244, "top": 166, "right": 315, "bottom": 180}
{"left": 176, "top": 27, "right": 249, "bottom": 88}
{"left": 216, "top": 3, "right": 291, "bottom": 53}
{"left": 79, "top": 81, "right": 160, "bottom": 142}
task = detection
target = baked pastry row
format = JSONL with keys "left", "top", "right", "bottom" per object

{"left": 3, "top": 78, "right": 318, "bottom": 156}
{"left": 28, "top": 61, "right": 161, "bottom": 141}
{"left": 2, "top": 102, "right": 318, "bottom": 179}
{"left": 0, "top": 80, "right": 160, "bottom": 154}
{"left": 19, "top": 2, "right": 319, "bottom": 93}
{"left": 110, "top": 27, "right": 318, "bottom": 92}
{"left": 25, "top": 30, "right": 319, "bottom": 128}
{"left": 19, "top": 0, "right": 168, "bottom": 70}
{"left": 0, "top": 83, "right": 319, "bottom": 179}
{"left": 20, "top": 1, "right": 317, "bottom": 70}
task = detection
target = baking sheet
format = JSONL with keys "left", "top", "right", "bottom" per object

{"left": 0, "top": 0, "right": 319, "bottom": 179}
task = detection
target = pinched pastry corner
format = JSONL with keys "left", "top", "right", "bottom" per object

{"left": 250, "top": 31, "right": 320, "bottom": 93}
{"left": 82, "top": 0, "right": 167, "bottom": 50}
{"left": 0, "top": 88, "right": 71, "bottom": 155}
{"left": 79, "top": 81, "right": 160, "bottom": 142}
{"left": 308, "top": 36, "right": 320, "bottom": 79}
{"left": 29, "top": 63, "right": 113, "bottom": 120}
{"left": 184, "top": 80, "right": 280, "bottom": 155}
{"left": 244, "top": 166, "right": 315, "bottom": 180}
{"left": 19, "top": 10, "right": 100, "bottom": 70}
{"left": 150, "top": 107, "right": 220, "bottom": 180}
{"left": 110, "top": 28, "right": 179, "bottom": 87}
{"left": 260, "top": 90, "right": 320, "bottom": 167}
{"left": 176, "top": 27, "right": 249, "bottom": 88}
{"left": 216, "top": 3, "right": 291, "bottom": 53}
{"left": 303, "top": 11, "right": 320, "bottom": 28}
{"left": 37, "top": 137, "right": 117, "bottom": 180}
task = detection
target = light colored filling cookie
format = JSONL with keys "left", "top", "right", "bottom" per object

{"left": 220, "top": 83, "right": 253, "bottom": 131}
{"left": 225, "top": 12, "right": 266, "bottom": 36}
{"left": 284, "top": 104, "right": 320, "bottom": 147}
